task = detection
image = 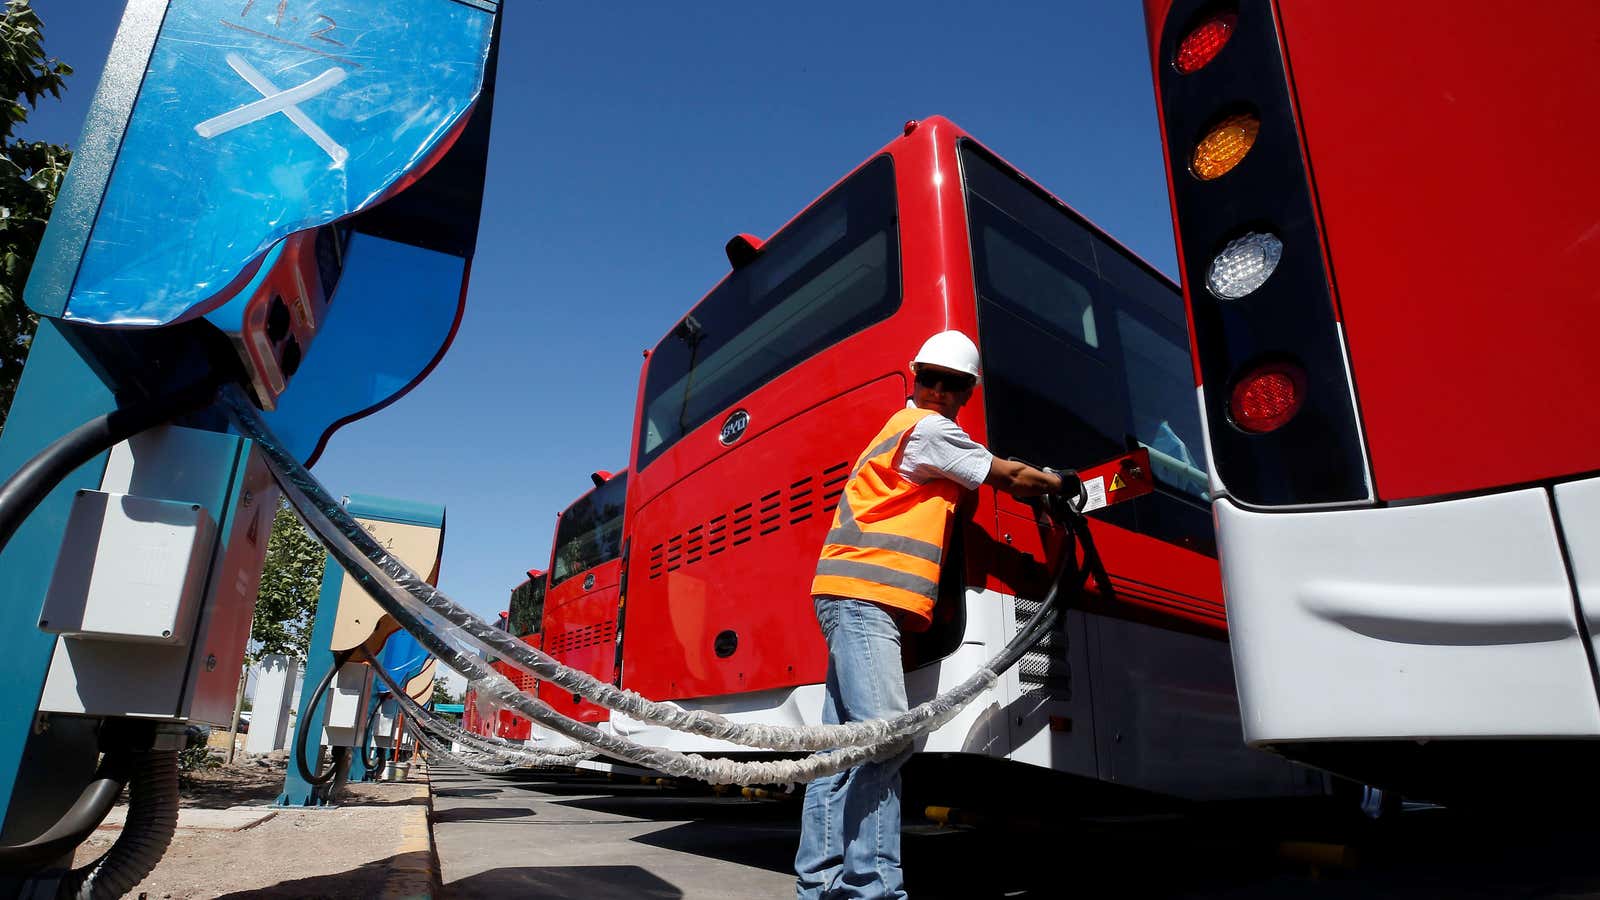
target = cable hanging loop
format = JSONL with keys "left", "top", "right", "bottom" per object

{"left": 225, "top": 387, "right": 1094, "bottom": 784}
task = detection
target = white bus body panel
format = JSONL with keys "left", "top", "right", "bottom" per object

{"left": 1218, "top": 488, "right": 1600, "bottom": 744}
{"left": 1554, "top": 474, "right": 1600, "bottom": 662}
{"left": 609, "top": 587, "right": 1304, "bottom": 798}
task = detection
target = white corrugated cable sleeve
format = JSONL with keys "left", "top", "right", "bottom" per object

{"left": 223, "top": 388, "right": 1015, "bottom": 750}
{"left": 225, "top": 388, "right": 1059, "bottom": 784}
{"left": 412, "top": 727, "right": 527, "bottom": 775}
{"left": 368, "top": 656, "right": 594, "bottom": 769}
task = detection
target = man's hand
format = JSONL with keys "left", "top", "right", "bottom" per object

{"left": 984, "top": 458, "right": 1066, "bottom": 499}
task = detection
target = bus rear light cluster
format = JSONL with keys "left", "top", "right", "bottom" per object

{"left": 1191, "top": 113, "right": 1259, "bottom": 180}
{"left": 1207, "top": 231, "right": 1282, "bottom": 299}
{"left": 1175, "top": 10, "right": 1237, "bottom": 74}
{"left": 1230, "top": 363, "right": 1305, "bottom": 433}
{"left": 1156, "top": 0, "right": 1371, "bottom": 504}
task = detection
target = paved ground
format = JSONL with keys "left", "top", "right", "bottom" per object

{"left": 69, "top": 760, "right": 431, "bottom": 899}
{"left": 431, "top": 766, "right": 796, "bottom": 899}
{"left": 431, "top": 763, "right": 1600, "bottom": 899}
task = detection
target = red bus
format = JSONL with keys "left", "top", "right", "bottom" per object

{"left": 1142, "top": 1, "right": 1600, "bottom": 796}
{"left": 465, "top": 573, "right": 546, "bottom": 740}
{"left": 609, "top": 115, "right": 1311, "bottom": 799}
{"left": 535, "top": 470, "right": 629, "bottom": 727}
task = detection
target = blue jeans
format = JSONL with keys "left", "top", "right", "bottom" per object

{"left": 795, "top": 596, "right": 911, "bottom": 900}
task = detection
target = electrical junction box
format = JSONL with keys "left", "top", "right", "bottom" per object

{"left": 322, "top": 661, "right": 373, "bottom": 748}
{"left": 373, "top": 658, "right": 436, "bottom": 749}
{"left": 373, "top": 702, "right": 399, "bottom": 749}
{"left": 40, "top": 491, "right": 214, "bottom": 643}
{"left": 37, "top": 426, "right": 279, "bottom": 725}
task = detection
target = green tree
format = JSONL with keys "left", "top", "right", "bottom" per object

{"left": 0, "top": 0, "right": 72, "bottom": 424}
{"left": 250, "top": 500, "right": 326, "bottom": 661}
{"left": 430, "top": 677, "right": 458, "bottom": 708}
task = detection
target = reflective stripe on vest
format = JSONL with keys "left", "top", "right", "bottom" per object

{"left": 810, "top": 407, "right": 964, "bottom": 627}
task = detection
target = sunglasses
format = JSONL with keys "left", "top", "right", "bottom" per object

{"left": 915, "top": 369, "right": 976, "bottom": 393}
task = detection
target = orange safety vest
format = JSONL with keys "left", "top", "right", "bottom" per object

{"left": 811, "top": 407, "right": 967, "bottom": 630}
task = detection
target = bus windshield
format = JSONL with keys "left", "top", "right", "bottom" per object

{"left": 962, "top": 142, "right": 1210, "bottom": 506}
{"left": 637, "top": 156, "right": 901, "bottom": 470}
{"left": 550, "top": 474, "right": 629, "bottom": 586}
{"left": 507, "top": 575, "right": 545, "bottom": 637}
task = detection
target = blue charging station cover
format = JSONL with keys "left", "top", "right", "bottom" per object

{"left": 26, "top": 0, "right": 498, "bottom": 326}
{"left": 377, "top": 628, "right": 433, "bottom": 694}
{"left": 256, "top": 233, "right": 467, "bottom": 467}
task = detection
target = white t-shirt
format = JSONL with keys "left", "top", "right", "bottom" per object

{"left": 896, "top": 411, "right": 993, "bottom": 491}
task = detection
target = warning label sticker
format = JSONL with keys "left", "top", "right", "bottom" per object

{"left": 1080, "top": 476, "right": 1108, "bottom": 513}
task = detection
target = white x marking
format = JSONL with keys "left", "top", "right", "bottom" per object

{"left": 195, "top": 53, "right": 348, "bottom": 165}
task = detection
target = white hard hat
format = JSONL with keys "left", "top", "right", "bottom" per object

{"left": 911, "top": 330, "right": 981, "bottom": 383}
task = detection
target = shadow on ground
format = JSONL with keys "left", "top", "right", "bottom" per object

{"left": 433, "top": 786, "right": 506, "bottom": 799}
{"left": 217, "top": 850, "right": 430, "bottom": 899}
{"left": 432, "top": 805, "right": 538, "bottom": 824}
{"left": 447, "top": 865, "right": 684, "bottom": 899}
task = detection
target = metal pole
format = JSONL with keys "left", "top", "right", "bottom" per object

{"left": 225, "top": 664, "right": 248, "bottom": 764}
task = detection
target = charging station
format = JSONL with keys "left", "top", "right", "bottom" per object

{"left": 280, "top": 494, "right": 445, "bottom": 806}
{"left": 0, "top": 0, "right": 498, "bottom": 889}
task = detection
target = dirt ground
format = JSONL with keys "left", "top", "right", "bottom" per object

{"left": 70, "top": 751, "right": 431, "bottom": 900}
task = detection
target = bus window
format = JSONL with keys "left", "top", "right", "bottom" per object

{"left": 637, "top": 156, "right": 901, "bottom": 470}
{"left": 964, "top": 146, "right": 1124, "bottom": 470}
{"left": 507, "top": 575, "right": 546, "bottom": 637}
{"left": 1115, "top": 306, "right": 1209, "bottom": 502}
{"left": 962, "top": 141, "right": 1213, "bottom": 551}
{"left": 551, "top": 474, "right": 628, "bottom": 586}
{"left": 982, "top": 226, "right": 1099, "bottom": 348}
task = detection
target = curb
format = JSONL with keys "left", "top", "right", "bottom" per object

{"left": 378, "top": 762, "right": 437, "bottom": 900}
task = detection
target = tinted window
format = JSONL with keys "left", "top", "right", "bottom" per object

{"left": 983, "top": 226, "right": 1099, "bottom": 348}
{"left": 637, "top": 157, "right": 900, "bottom": 469}
{"left": 550, "top": 474, "right": 628, "bottom": 586}
{"left": 508, "top": 576, "right": 546, "bottom": 637}
{"left": 966, "top": 150, "right": 1123, "bottom": 469}
{"left": 1115, "top": 306, "right": 1208, "bottom": 501}
{"left": 962, "top": 142, "right": 1213, "bottom": 553}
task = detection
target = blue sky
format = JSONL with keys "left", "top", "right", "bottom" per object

{"left": 25, "top": 2, "right": 1177, "bottom": 635}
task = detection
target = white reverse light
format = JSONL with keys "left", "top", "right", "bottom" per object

{"left": 1206, "top": 232, "right": 1283, "bottom": 299}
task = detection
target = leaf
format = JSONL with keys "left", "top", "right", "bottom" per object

{"left": 251, "top": 500, "right": 327, "bottom": 660}
{"left": 0, "top": 0, "right": 70, "bottom": 427}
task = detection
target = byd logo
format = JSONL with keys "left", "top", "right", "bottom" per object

{"left": 720, "top": 409, "right": 750, "bottom": 445}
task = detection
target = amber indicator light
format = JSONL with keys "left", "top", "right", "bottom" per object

{"left": 1191, "top": 113, "right": 1260, "bottom": 180}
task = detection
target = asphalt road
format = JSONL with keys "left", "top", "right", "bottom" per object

{"left": 430, "top": 763, "right": 1600, "bottom": 899}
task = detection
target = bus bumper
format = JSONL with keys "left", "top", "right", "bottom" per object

{"left": 1217, "top": 486, "right": 1600, "bottom": 745}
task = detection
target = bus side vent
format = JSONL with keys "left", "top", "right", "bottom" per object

{"left": 546, "top": 621, "right": 618, "bottom": 657}
{"left": 644, "top": 461, "right": 850, "bottom": 578}
{"left": 707, "top": 514, "right": 728, "bottom": 556}
{"left": 666, "top": 534, "right": 684, "bottom": 573}
{"left": 788, "top": 476, "right": 815, "bottom": 524}
{"left": 685, "top": 523, "right": 704, "bottom": 565}
{"left": 821, "top": 462, "right": 849, "bottom": 506}
{"left": 732, "top": 502, "right": 754, "bottom": 546}
{"left": 759, "top": 489, "right": 782, "bottom": 536}
{"left": 1012, "top": 595, "right": 1069, "bottom": 698}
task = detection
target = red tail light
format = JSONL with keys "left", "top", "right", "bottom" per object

{"left": 1175, "top": 11, "right": 1237, "bottom": 74}
{"left": 1230, "top": 363, "right": 1305, "bottom": 433}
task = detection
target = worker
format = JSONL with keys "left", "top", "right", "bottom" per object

{"left": 794, "top": 330, "right": 1066, "bottom": 899}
